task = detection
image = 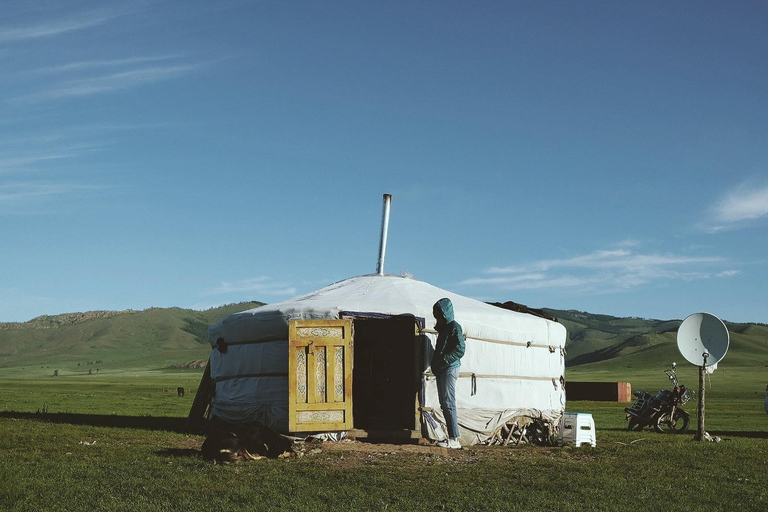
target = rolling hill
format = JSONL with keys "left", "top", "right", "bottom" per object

{"left": 545, "top": 308, "right": 768, "bottom": 370}
{"left": 0, "top": 302, "right": 263, "bottom": 373}
{"left": 1, "top": 302, "right": 765, "bottom": 375}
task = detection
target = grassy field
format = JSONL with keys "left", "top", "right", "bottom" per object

{"left": 0, "top": 369, "right": 204, "bottom": 417}
{"left": 1, "top": 365, "right": 766, "bottom": 512}
{"left": 2, "top": 304, "right": 765, "bottom": 510}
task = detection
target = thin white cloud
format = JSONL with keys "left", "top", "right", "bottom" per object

{"left": 16, "top": 63, "right": 202, "bottom": 103}
{"left": 0, "top": 182, "right": 105, "bottom": 203}
{"left": 460, "top": 273, "right": 547, "bottom": 286}
{"left": 488, "top": 249, "right": 723, "bottom": 274}
{"left": 461, "top": 245, "right": 737, "bottom": 293}
{"left": 706, "top": 182, "right": 768, "bottom": 231}
{"left": 497, "top": 275, "right": 603, "bottom": 291}
{"left": 209, "top": 277, "right": 296, "bottom": 297}
{"left": 0, "top": 153, "right": 77, "bottom": 171}
{"left": 488, "top": 249, "right": 628, "bottom": 273}
{"left": 0, "top": 124, "right": 169, "bottom": 148}
{"left": 0, "top": 10, "right": 121, "bottom": 43}
{"left": 0, "top": 142, "right": 112, "bottom": 174}
{"left": 615, "top": 238, "right": 641, "bottom": 248}
{"left": 26, "top": 56, "right": 182, "bottom": 75}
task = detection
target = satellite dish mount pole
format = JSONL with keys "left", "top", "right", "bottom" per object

{"left": 677, "top": 312, "right": 729, "bottom": 442}
{"left": 696, "top": 352, "right": 708, "bottom": 441}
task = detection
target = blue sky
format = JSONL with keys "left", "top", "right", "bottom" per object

{"left": 1, "top": 1, "right": 766, "bottom": 324}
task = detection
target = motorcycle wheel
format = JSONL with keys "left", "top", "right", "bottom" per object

{"left": 654, "top": 409, "right": 689, "bottom": 434}
{"left": 626, "top": 417, "right": 641, "bottom": 431}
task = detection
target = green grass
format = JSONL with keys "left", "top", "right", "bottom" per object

{"left": 0, "top": 370, "right": 203, "bottom": 417}
{"left": 1, "top": 404, "right": 766, "bottom": 511}
{"left": 567, "top": 362, "right": 767, "bottom": 401}
{"left": 1, "top": 368, "right": 766, "bottom": 511}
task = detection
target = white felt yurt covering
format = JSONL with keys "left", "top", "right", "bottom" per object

{"left": 207, "top": 274, "right": 567, "bottom": 445}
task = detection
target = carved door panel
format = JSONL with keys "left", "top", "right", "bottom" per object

{"left": 288, "top": 319, "right": 353, "bottom": 432}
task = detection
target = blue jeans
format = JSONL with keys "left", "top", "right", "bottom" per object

{"left": 436, "top": 365, "right": 460, "bottom": 438}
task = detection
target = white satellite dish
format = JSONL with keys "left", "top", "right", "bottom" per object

{"left": 677, "top": 312, "right": 729, "bottom": 367}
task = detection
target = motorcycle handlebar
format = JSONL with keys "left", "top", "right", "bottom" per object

{"left": 664, "top": 368, "right": 678, "bottom": 386}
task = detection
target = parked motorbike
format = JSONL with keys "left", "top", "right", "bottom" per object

{"left": 625, "top": 363, "right": 693, "bottom": 434}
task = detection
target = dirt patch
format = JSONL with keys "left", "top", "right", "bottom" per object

{"left": 313, "top": 440, "right": 505, "bottom": 468}
{"left": 322, "top": 440, "right": 450, "bottom": 455}
{"left": 315, "top": 439, "right": 583, "bottom": 461}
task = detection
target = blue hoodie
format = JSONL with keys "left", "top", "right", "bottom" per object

{"left": 431, "top": 298, "right": 465, "bottom": 374}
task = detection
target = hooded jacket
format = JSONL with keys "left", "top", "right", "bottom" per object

{"left": 430, "top": 298, "right": 465, "bottom": 374}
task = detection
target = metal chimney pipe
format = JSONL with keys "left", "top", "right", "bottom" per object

{"left": 376, "top": 194, "right": 392, "bottom": 275}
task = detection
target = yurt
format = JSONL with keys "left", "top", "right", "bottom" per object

{"left": 196, "top": 273, "right": 567, "bottom": 445}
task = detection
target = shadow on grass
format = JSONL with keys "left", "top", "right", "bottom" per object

{"left": 709, "top": 430, "right": 768, "bottom": 439}
{"left": 156, "top": 448, "right": 201, "bottom": 458}
{"left": 0, "top": 410, "right": 187, "bottom": 432}
{"left": 586, "top": 427, "right": 768, "bottom": 439}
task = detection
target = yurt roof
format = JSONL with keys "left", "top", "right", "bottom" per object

{"left": 209, "top": 274, "right": 566, "bottom": 347}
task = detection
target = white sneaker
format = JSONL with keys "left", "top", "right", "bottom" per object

{"left": 436, "top": 438, "right": 462, "bottom": 449}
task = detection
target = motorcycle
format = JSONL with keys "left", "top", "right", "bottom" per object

{"left": 625, "top": 363, "right": 693, "bottom": 434}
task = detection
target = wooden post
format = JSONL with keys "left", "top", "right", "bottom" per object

{"left": 695, "top": 353, "right": 708, "bottom": 441}
{"left": 186, "top": 359, "right": 213, "bottom": 434}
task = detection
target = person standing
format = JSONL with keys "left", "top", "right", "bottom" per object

{"left": 431, "top": 297, "right": 465, "bottom": 449}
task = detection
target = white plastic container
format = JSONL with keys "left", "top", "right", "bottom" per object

{"left": 559, "top": 412, "right": 596, "bottom": 447}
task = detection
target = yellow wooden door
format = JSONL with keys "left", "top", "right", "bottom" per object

{"left": 288, "top": 319, "right": 353, "bottom": 432}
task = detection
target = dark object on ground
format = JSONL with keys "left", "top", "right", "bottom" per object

{"left": 201, "top": 430, "right": 257, "bottom": 463}
{"left": 566, "top": 381, "right": 632, "bottom": 402}
{"left": 202, "top": 419, "right": 296, "bottom": 462}
{"left": 177, "top": 387, "right": 185, "bottom": 397}
{"left": 238, "top": 424, "right": 294, "bottom": 458}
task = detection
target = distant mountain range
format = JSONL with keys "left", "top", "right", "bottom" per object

{"left": 1, "top": 302, "right": 765, "bottom": 372}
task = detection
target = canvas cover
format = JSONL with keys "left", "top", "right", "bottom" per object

{"left": 206, "top": 274, "right": 567, "bottom": 445}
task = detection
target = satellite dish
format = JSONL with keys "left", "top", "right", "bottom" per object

{"left": 677, "top": 312, "right": 729, "bottom": 367}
